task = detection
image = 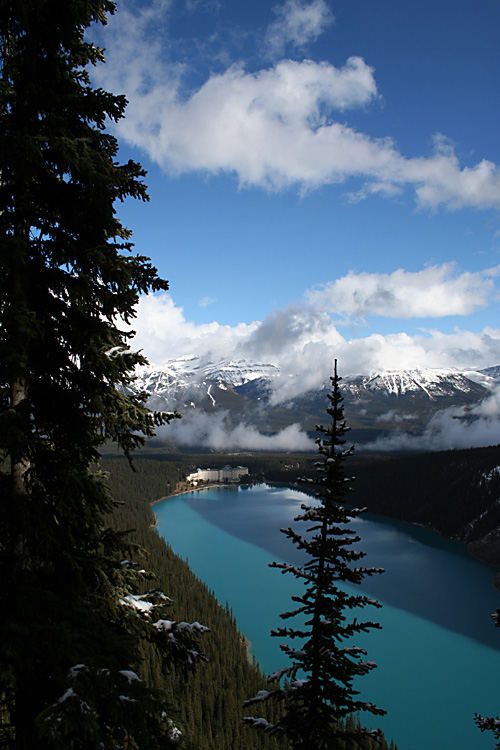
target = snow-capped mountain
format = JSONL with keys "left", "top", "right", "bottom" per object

{"left": 126, "top": 357, "right": 498, "bottom": 446}
{"left": 131, "top": 358, "right": 493, "bottom": 406}
{"left": 129, "top": 357, "right": 279, "bottom": 412}
{"left": 472, "top": 365, "right": 500, "bottom": 383}
{"left": 342, "top": 368, "right": 493, "bottom": 400}
{"left": 135, "top": 356, "right": 278, "bottom": 388}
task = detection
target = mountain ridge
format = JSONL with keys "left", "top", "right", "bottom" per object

{"left": 134, "top": 357, "right": 498, "bottom": 398}
{"left": 126, "top": 358, "right": 499, "bottom": 447}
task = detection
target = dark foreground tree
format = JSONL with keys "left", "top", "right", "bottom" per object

{"left": 474, "top": 607, "right": 500, "bottom": 748}
{"left": 0, "top": 2, "right": 205, "bottom": 746}
{"left": 244, "top": 360, "right": 386, "bottom": 749}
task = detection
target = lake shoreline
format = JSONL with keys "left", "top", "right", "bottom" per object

{"left": 151, "top": 482, "right": 237, "bottom": 506}
{"left": 150, "top": 480, "right": 500, "bottom": 589}
{"left": 152, "top": 482, "right": 500, "bottom": 750}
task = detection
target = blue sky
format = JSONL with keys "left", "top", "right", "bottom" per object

{"left": 91, "top": 0, "right": 500, "bottom": 385}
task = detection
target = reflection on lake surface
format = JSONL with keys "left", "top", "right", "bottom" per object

{"left": 155, "top": 484, "right": 500, "bottom": 750}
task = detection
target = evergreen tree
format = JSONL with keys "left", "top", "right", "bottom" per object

{"left": 0, "top": 1, "right": 204, "bottom": 746}
{"left": 474, "top": 608, "right": 500, "bottom": 748}
{"left": 244, "top": 360, "right": 386, "bottom": 749}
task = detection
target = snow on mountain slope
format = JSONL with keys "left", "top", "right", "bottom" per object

{"left": 130, "top": 357, "right": 279, "bottom": 406}
{"left": 342, "top": 368, "right": 485, "bottom": 399}
{"left": 129, "top": 358, "right": 495, "bottom": 409}
{"left": 201, "top": 360, "right": 279, "bottom": 387}
{"left": 125, "top": 358, "right": 499, "bottom": 447}
{"left": 466, "top": 365, "right": 500, "bottom": 388}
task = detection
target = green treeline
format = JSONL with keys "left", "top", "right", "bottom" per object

{"left": 104, "top": 441, "right": 500, "bottom": 543}
{"left": 104, "top": 456, "right": 283, "bottom": 750}
{"left": 101, "top": 441, "right": 500, "bottom": 746}
{"left": 350, "top": 445, "right": 500, "bottom": 542}
{"left": 103, "top": 456, "right": 398, "bottom": 749}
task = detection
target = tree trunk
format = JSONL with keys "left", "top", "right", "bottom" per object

{"left": 11, "top": 376, "right": 30, "bottom": 496}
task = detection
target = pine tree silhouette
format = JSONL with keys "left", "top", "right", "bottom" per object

{"left": 244, "top": 360, "right": 386, "bottom": 749}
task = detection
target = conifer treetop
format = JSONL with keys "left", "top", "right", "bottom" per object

{"left": 244, "top": 360, "right": 386, "bottom": 749}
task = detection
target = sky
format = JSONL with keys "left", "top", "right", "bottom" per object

{"left": 89, "top": 0, "right": 500, "bottom": 393}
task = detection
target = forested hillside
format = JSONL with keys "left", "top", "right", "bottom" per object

{"left": 104, "top": 464, "right": 280, "bottom": 750}
{"left": 351, "top": 446, "right": 500, "bottom": 548}
{"left": 103, "top": 456, "right": 398, "bottom": 749}
{"left": 104, "top": 442, "right": 500, "bottom": 559}
{"left": 100, "top": 442, "right": 500, "bottom": 744}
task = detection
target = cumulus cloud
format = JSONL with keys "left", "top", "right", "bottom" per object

{"left": 263, "top": 326, "right": 500, "bottom": 404}
{"left": 264, "top": 0, "right": 334, "bottom": 57}
{"left": 109, "top": 57, "right": 379, "bottom": 191}
{"left": 91, "top": 1, "right": 500, "bottom": 209}
{"left": 363, "top": 385, "right": 500, "bottom": 452}
{"left": 128, "top": 289, "right": 500, "bottom": 405}
{"left": 308, "top": 265, "right": 499, "bottom": 319}
{"left": 337, "top": 328, "right": 500, "bottom": 375}
{"left": 155, "top": 409, "right": 314, "bottom": 450}
{"left": 129, "top": 293, "right": 258, "bottom": 364}
{"left": 242, "top": 304, "right": 344, "bottom": 358}
{"left": 237, "top": 304, "right": 345, "bottom": 402}
{"left": 130, "top": 294, "right": 500, "bottom": 452}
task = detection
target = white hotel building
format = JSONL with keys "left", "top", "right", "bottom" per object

{"left": 186, "top": 465, "right": 249, "bottom": 485}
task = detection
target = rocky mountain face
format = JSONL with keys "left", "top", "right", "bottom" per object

{"left": 343, "top": 368, "right": 491, "bottom": 399}
{"left": 127, "top": 357, "right": 497, "bottom": 444}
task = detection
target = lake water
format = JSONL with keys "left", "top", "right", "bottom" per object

{"left": 154, "top": 483, "right": 500, "bottom": 750}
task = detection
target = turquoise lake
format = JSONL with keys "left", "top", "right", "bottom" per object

{"left": 154, "top": 484, "right": 500, "bottom": 750}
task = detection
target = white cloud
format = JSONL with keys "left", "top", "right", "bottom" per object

{"left": 308, "top": 264, "right": 499, "bottom": 319}
{"left": 264, "top": 326, "right": 500, "bottom": 404}
{"left": 376, "top": 410, "right": 418, "bottom": 424}
{"left": 264, "top": 0, "right": 334, "bottom": 57}
{"left": 347, "top": 180, "right": 404, "bottom": 203}
{"left": 110, "top": 57, "right": 380, "bottom": 191}
{"left": 242, "top": 304, "right": 344, "bottom": 358}
{"left": 337, "top": 327, "right": 500, "bottom": 375}
{"left": 363, "top": 385, "right": 500, "bottom": 452}
{"left": 129, "top": 289, "right": 500, "bottom": 405}
{"left": 156, "top": 409, "right": 314, "bottom": 450}
{"left": 129, "top": 293, "right": 258, "bottom": 364}
{"left": 129, "top": 292, "right": 500, "bottom": 451}
{"left": 91, "top": 1, "right": 500, "bottom": 210}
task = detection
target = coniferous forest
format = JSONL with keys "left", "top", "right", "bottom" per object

{"left": 0, "top": 1, "right": 398, "bottom": 746}
{"left": 102, "top": 441, "right": 500, "bottom": 556}
{"left": 102, "top": 452, "right": 399, "bottom": 750}
{"left": 0, "top": 0, "right": 216, "bottom": 745}
{"left": 0, "top": 1, "right": 497, "bottom": 748}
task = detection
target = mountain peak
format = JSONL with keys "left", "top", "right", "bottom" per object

{"left": 128, "top": 358, "right": 498, "bottom": 448}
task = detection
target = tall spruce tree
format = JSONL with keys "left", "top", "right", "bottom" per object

{"left": 0, "top": 2, "right": 206, "bottom": 746}
{"left": 244, "top": 360, "right": 386, "bottom": 749}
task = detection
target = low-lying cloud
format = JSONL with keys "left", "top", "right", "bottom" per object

{"left": 155, "top": 410, "right": 314, "bottom": 451}
{"left": 363, "top": 386, "right": 500, "bottom": 453}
